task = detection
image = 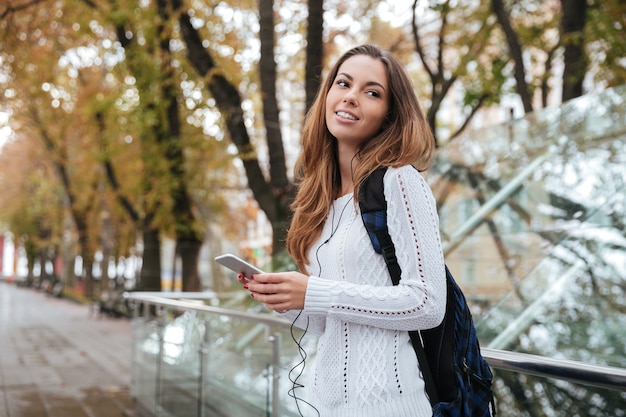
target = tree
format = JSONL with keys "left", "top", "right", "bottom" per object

{"left": 492, "top": 0, "right": 626, "bottom": 111}
{"left": 408, "top": 0, "right": 507, "bottom": 145}
{"left": 0, "top": 1, "right": 117, "bottom": 298}
{"left": 0, "top": 135, "right": 65, "bottom": 286}
{"left": 174, "top": 0, "right": 299, "bottom": 256}
{"left": 80, "top": 0, "right": 227, "bottom": 291}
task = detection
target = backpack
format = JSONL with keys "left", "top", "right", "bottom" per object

{"left": 358, "top": 167, "right": 496, "bottom": 417}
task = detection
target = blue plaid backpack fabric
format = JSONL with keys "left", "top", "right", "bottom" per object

{"left": 359, "top": 167, "right": 496, "bottom": 417}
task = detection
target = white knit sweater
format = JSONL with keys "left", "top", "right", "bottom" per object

{"left": 283, "top": 165, "right": 447, "bottom": 417}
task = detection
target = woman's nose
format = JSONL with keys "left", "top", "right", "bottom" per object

{"left": 342, "top": 90, "right": 357, "bottom": 105}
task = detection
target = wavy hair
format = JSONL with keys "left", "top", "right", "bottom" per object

{"left": 286, "top": 44, "right": 435, "bottom": 271}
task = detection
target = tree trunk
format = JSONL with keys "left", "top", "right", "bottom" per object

{"left": 305, "top": 0, "right": 324, "bottom": 113}
{"left": 560, "top": 0, "right": 588, "bottom": 101}
{"left": 178, "top": 238, "right": 202, "bottom": 292}
{"left": 139, "top": 223, "right": 162, "bottom": 291}
{"left": 83, "top": 254, "right": 95, "bottom": 299}
{"left": 259, "top": 0, "right": 288, "bottom": 191}
{"left": 156, "top": 0, "right": 205, "bottom": 291}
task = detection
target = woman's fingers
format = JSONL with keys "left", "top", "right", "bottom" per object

{"left": 236, "top": 273, "right": 251, "bottom": 285}
{"left": 256, "top": 294, "right": 293, "bottom": 313}
{"left": 244, "top": 272, "right": 309, "bottom": 310}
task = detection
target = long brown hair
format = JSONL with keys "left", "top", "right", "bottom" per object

{"left": 287, "top": 44, "right": 435, "bottom": 271}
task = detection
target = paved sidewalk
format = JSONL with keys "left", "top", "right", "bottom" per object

{"left": 0, "top": 282, "right": 136, "bottom": 417}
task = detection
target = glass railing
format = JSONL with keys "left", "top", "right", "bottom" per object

{"left": 129, "top": 293, "right": 319, "bottom": 417}
{"left": 126, "top": 292, "right": 626, "bottom": 417}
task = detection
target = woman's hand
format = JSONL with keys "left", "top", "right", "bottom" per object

{"left": 238, "top": 271, "right": 309, "bottom": 312}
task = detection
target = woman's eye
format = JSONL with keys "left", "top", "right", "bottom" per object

{"left": 337, "top": 80, "right": 348, "bottom": 88}
{"left": 367, "top": 90, "right": 380, "bottom": 97}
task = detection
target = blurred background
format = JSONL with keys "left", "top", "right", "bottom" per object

{"left": 0, "top": 1, "right": 625, "bottom": 416}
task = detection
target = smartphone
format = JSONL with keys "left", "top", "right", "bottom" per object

{"left": 214, "top": 253, "right": 264, "bottom": 277}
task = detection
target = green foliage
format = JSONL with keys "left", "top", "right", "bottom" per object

{"left": 586, "top": 0, "right": 626, "bottom": 88}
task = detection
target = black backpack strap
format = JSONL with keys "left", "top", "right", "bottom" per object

{"left": 358, "top": 168, "right": 402, "bottom": 283}
{"left": 408, "top": 331, "right": 439, "bottom": 405}
{"left": 359, "top": 167, "right": 440, "bottom": 406}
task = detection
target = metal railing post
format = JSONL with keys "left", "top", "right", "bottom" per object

{"left": 130, "top": 300, "right": 141, "bottom": 400}
{"left": 155, "top": 305, "right": 167, "bottom": 417}
{"left": 268, "top": 331, "right": 282, "bottom": 417}
{"left": 198, "top": 319, "right": 210, "bottom": 417}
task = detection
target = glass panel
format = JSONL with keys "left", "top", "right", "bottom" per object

{"left": 156, "top": 310, "right": 203, "bottom": 417}
{"left": 430, "top": 84, "right": 626, "bottom": 370}
{"left": 131, "top": 305, "right": 317, "bottom": 417}
{"left": 131, "top": 316, "right": 161, "bottom": 414}
{"left": 492, "top": 369, "right": 626, "bottom": 417}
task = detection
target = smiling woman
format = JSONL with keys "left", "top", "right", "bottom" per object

{"left": 234, "top": 44, "right": 444, "bottom": 417}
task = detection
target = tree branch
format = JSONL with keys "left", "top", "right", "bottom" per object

{"left": 492, "top": 0, "right": 533, "bottom": 113}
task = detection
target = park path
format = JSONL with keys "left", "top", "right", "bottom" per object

{"left": 0, "top": 282, "right": 136, "bottom": 417}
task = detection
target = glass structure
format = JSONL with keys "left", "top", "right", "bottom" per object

{"left": 431, "top": 84, "right": 626, "bottom": 415}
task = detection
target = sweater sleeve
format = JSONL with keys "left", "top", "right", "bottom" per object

{"left": 278, "top": 309, "right": 326, "bottom": 336}
{"left": 303, "top": 166, "right": 447, "bottom": 331}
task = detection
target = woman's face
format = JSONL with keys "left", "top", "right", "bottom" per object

{"left": 325, "top": 54, "right": 390, "bottom": 148}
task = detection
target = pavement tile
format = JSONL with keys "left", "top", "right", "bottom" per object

{"left": 0, "top": 282, "right": 137, "bottom": 417}
{"left": 4, "top": 390, "right": 47, "bottom": 417}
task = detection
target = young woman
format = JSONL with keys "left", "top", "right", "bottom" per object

{"left": 239, "top": 44, "right": 446, "bottom": 417}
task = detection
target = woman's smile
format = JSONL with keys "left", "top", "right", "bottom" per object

{"left": 336, "top": 110, "right": 358, "bottom": 121}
